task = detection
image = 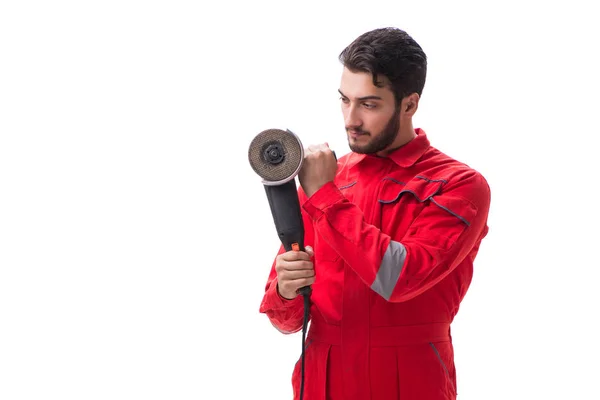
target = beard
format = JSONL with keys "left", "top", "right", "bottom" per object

{"left": 347, "top": 106, "right": 401, "bottom": 154}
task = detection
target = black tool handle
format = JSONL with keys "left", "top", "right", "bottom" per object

{"left": 264, "top": 180, "right": 305, "bottom": 251}
{"left": 264, "top": 180, "right": 311, "bottom": 296}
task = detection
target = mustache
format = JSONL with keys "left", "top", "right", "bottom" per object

{"left": 346, "top": 127, "right": 370, "bottom": 135}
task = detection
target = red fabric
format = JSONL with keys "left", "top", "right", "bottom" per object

{"left": 259, "top": 129, "right": 491, "bottom": 399}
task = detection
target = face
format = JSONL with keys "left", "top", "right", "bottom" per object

{"left": 339, "top": 67, "right": 401, "bottom": 154}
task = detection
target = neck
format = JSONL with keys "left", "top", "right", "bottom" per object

{"left": 376, "top": 122, "right": 416, "bottom": 157}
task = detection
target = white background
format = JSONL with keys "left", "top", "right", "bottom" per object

{"left": 1, "top": 1, "right": 599, "bottom": 399}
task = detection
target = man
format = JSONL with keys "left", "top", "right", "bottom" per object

{"left": 259, "top": 27, "right": 491, "bottom": 400}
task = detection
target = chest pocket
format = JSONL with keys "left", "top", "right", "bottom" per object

{"left": 377, "top": 176, "right": 445, "bottom": 238}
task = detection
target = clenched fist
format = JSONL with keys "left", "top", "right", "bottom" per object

{"left": 276, "top": 246, "right": 315, "bottom": 300}
{"left": 298, "top": 143, "right": 338, "bottom": 198}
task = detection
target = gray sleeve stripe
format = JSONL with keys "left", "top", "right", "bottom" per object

{"left": 371, "top": 241, "right": 407, "bottom": 301}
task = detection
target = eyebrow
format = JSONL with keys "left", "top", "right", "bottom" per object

{"left": 338, "top": 89, "right": 382, "bottom": 101}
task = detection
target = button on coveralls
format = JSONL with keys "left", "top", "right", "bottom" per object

{"left": 259, "top": 129, "right": 491, "bottom": 400}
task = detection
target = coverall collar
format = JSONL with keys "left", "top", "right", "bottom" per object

{"left": 347, "top": 128, "right": 430, "bottom": 169}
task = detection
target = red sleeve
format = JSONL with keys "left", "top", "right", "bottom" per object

{"left": 301, "top": 170, "right": 490, "bottom": 302}
{"left": 258, "top": 189, "right": 316, "bottom": 333}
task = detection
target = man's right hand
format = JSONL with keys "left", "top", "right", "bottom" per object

{"left": 275, "top": 246, "right": 315, "bottom": 300}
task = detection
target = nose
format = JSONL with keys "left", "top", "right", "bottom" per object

{"left": 344, "top": 105, "right": 361, "bottom": 129}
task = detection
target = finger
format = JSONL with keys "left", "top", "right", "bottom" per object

{"left": 305, "top": 146, "right": 317, "bottom": 157}
{"left": 280, "top": 250, "right": 311, "bottom": 262}
{"left": 280, "top": 259, "right": 314, "bottom": 271}
{"left": 294, "top": 277, "right": 316, "bottom": 290}
{"left": 285, "top": 279, "right": 315, "bottom": 295}
{"left": 280, "top": 269, "right": 315, "bottom": 280}
{"left": 307, "top": 143, "right": 326, "bottom": 154}
{"left": 318, "top": 143, "right": 330, "bottom": 152}
{"left": 308, "top": 144, "right": 320, "bottom": 152}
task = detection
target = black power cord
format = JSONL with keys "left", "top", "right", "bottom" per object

{"left": 299, "top": 290, "right": 311, "bottom": 400}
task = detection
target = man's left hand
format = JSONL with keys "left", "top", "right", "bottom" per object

{"left": 298, "top": 143, "right": 338, "bottom": 198}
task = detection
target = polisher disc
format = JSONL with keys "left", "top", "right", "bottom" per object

{"left": 248, "top": 129, "right": 304, "bottom": 185}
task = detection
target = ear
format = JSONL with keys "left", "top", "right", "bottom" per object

{"left": 401, "top": 93, "right": 420, "bottom": 117}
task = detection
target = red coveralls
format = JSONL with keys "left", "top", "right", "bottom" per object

{"left": 259, "top": 129, "right": 491, "bottom": 400}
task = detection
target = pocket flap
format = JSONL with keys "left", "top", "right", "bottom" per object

{"left": 378, "top": 176, "right": 444, "bottom": 204}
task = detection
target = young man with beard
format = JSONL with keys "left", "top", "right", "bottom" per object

{"left": 259, "top": 27, "right": 491, "bottom": 400}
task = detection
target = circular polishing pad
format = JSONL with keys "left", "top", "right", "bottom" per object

{"left": 248, "top": 129, "right": 304, "bottom": 185}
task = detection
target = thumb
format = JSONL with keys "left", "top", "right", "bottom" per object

{"left": 305, "top": 245, "right": 314, "bottom": 257}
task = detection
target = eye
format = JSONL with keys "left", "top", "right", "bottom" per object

{"left": 340, "top": 96, "right": 349, "bottom": 104}
{"left": 363, "top": 103, "right": 376, "bottom": 109}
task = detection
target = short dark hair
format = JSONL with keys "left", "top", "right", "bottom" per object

{"left": 339, "top": 27, "right": 427, "bottom": 104}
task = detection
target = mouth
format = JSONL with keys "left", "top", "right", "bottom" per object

{"left": 348, "top": 130, "right": 368, "bottom": 139}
